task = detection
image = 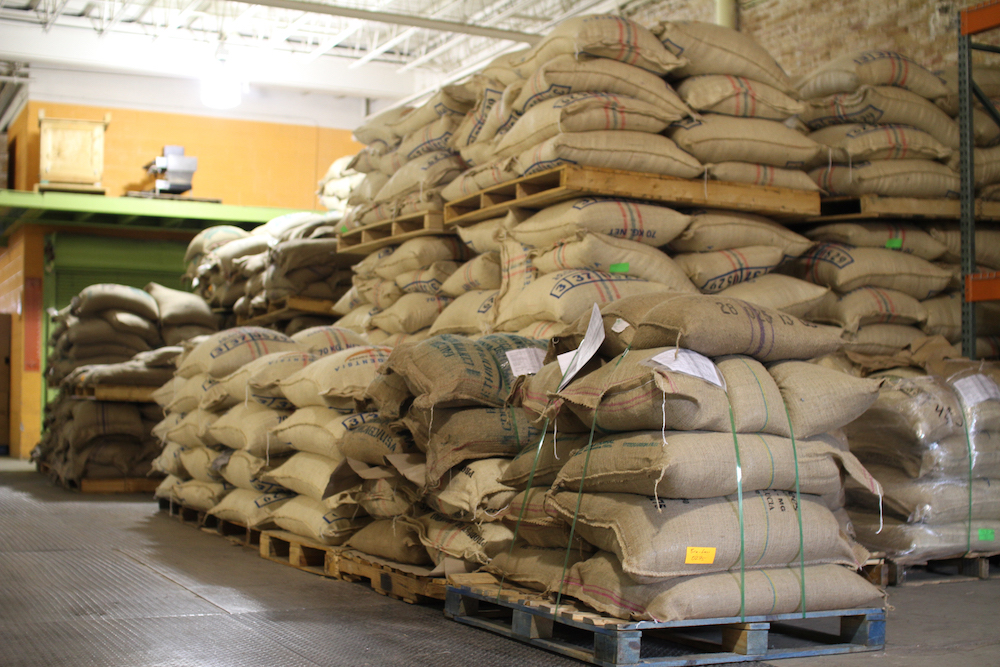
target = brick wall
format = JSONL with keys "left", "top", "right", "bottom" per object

{"left": 621, "top": 0, "right": 1000, "bottom": 80}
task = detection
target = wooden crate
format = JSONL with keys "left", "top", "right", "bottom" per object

{"left": 337, "top": 212, "right": 453, "bottom": 255}
{"left": 38, "top": 111, "right": 110, "bottom": 187}
{"left": 445, "top": 575, "right": 885, "bottom": 667}
{"left": 443, "top": 165, "right": 821, "bottom": 227}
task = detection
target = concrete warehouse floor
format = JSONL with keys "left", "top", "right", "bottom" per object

{"left": 1, "top": 457, "right": 997, "bottom": 667}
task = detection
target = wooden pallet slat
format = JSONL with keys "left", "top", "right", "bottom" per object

{"left": 443, "top": 165, "right": 822, "bottom": 227}
{"left": 335, "top": 550, "right": 448, "bottom": 604}
{"left": 811, "top": 194, "right": 1000, "bottom": 222}
{"left": 201, "top": 515, "right": 262, "bottom": 548}
{"left": 70, "top": 384, "right": 158, "bottom": 402}
{"left": 336, "top": 211, "right": 453, "bottom": 256}
{"left": 78, "top": 477, "right": 161, "bottom": 493}
{"left": 445, "top": 581, "right": 885, "bottom": 667}
{"left": 236, "top": 295, "right": 337, "bottom": 327}
{"left": 864, "top": 554, "right": 994, "bottom": 586}
{"left": 259, "top": 530, "right": 345, "bottom": 577}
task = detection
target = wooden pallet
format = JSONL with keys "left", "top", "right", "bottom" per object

{"left": 71, "top": 384, "right": 158, "bottom": 403}
{"left": 76, "top": 477, "right": 161, "bottom": 493}
{"left": 443, "top": 165, "right": 821, "bottom": 227}
{"left": 202, "top": 514, "right": 262, "bottom": 548}
{"left": 445, "top": 575, "right": 885, "bottom": 667}
{"left": 167, "top": 499, "right": 209, "bottom": 526}
{"left": 236, "top": 295, "right": 337, "bottom": 327}
{"left": 334, "top": 550, "right": 448, "bottom": 604}
{"left": 809, "top": 194, "right": 1000, "bottom": 222}
{"left": 336, "top": 211, "right": 453, "bottom": 255}
{"left": 864, "top": 554, "right": 995, "bottom": 586}
{"left": 259, "top": 530, "right": 346, "bottom": 576}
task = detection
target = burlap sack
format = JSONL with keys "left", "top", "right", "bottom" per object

{"left": 384, "top": 329, "right": 432, "bottom": 346}
{"left": 670, "top": 211, "right": 811, "bottom": 258}
{"left": 548, "top": 490, "right": 866, "bottom": 581}
{"left": 261, "top": 451, "right": 343, "bottom": 502}
{"left": 600, "top": 293, "right": 843, "bottom": 359}
{"left": 395, "top": 115, "right": 462, "bottom": 163}
{"left": 512, "top": 15, "right": 685, "bottom": 79}
{"left": 439, "top": 254, "right": 501, "bottom": 298}
{"left": 145, "top": 282, "right": 216, "bottom": 328}
{"left": 338, "top": 417, "right": 415, "bottom": 465}
{"left": 208, "top": 403, "right": 292, "bottom": 457}
{"left": 354, "top": 276, "right": 403, "bottom": 309}
{"left": 67, "top": 401, "right": 145, "bottom": 448}
{"left": 270, "top": 409, "right": 375, "bottom": 459}
{"left": 510, "top": 197, "right": 690, "bottom": 249}
{"left": 166, "top": 373, "right": 218, "bottom": 413}
{"left": 288, "top": 326, "right": 366, "bottom": 356}
{"left": 486, "top": 543, "right": 589, "bottom": 593}
{"left": 185, "top": 225, "right": 248, "bottom": 264}
{"left": 500, "top": 433, "right": 588, "bottom": 489}
{"left": 800, "top": 86, "right": 959, "bottom": 149}
{"left": 66, "top": 317, "right": 151, "bottom": 350}
{"left": 494, "top": 92, "right": 681, "bottom": 160}
{"left": 348, "top": 172, "right": 390, "bottom": 206}
{"left": 429, "top": 290, "right": 495, "bottom": 336}
{"left": 150, "top": 441, "right": 186, "bottom": 477}
{"left": 456, "top": 217, "right": 506, "bottom": 254}
{"left": 217, "top": 449, "right": 289, "bottom": 493}
{"left": 155, "top": 474, "right": 182, "bottom": 500}
{"left": 373, "top": 152, "right": 464, "bottom": 204}
{"left": 384, "top": 334, "right": 544, "bottom": 409}
{"left": 928, "top": 224, "right": 1000, "bottom": 269}
{"left": 177, "top": 446, "right": 221, "bottom": 484}
{"left": 843, "top": 325, "right": 928, "bottom": 357}
{"left": 552, "top": 430, "right": 878, "bottom": 500}
{"left": 718, "top": 274, "right": 830, "bottom": 318}
{"left": 369, "top": 293, "right": 453, "bottom": 335}
{"left": 72, "top": 284, "right": 160, "bottom": 321}
{"left": 850, "top": 511, "right": 1000, "bottom": 563}
{"left": 806, "top": 221, "right": 948, "bottom": 261}
{"left": 808, "top": 123, "right": 951, "bottom": 166}
{"left": 669, "top": 115, "right": 821, "bottom": 168}
{"left": 515, "top": 131, "right": 704, "bottom": 181}
{"left": 207, "top": 489, "right": 293, "bottom": 529}
{"left": 205, "top": 351, "right": 317, "bottom": 411}
{"left": 152, "top": 413, "right": 183, "bottom": 444}
{"left": 849, "top": 464, "right": 1000, "bottom": 524}
{"left": 809, "top": 286, "right": 928, "bottom": 332}
{"left": 356, "top": 472, "right": 421, "bottom": 519}
{"left": 346, "top": 519, "right": 431, "bottom": 565}
{"left": 496, "top": 269, "right": 675, "bottom": 332}
{"left": 678, "top": 74, "right": 804, "bottom": 119}
{"left": 809, "top": 159, "right": 960, "bottom": 198}
{"left": 563, "top": 552, "right": 883, "bottom": 622}
{"left": 374, "top": 236, "right": 472, "bottom": 280}
{"left": 402, "top": 511, "right": 514, "bottom": 565}
{"left": 99, "top": 310, "right": 161, "bottom": 345}
{"left": 946, "top": 145, "right": 1000, "bottom": 187}
{"left": 499, "top": 488, "right": 593, "bottom": 550}
{"left": 787, "top": 243, "right": 953, "bottom": 299}
{"left": 279, "top": 346, "right": 391, "bottom": 410}
{"left": 423, "top": 458, "right": 517, "bottom": 522}
{"left": 451, "top": 79, "right": 505, "bottom": 150}
{"left": 673, "top": 246, "right": 785, "bottom": 293}
{"left": 334, "top": 304, "right": 381, "bottom": 333}
{"left": 797, "top": 51, "right": 948, "bottom": 101}
{"left": 508, "top": 360, "right": 591, "bottom": 433}
{"left": 770, "top": 361, "right": 882, "bottom": 438}
{"left": 393, "top": 261, "right": 459, "bottom": 295}
{"left": 385, "top": 86, "right": 473, "bottom": 140}
{"left": 171, "top": 480, "right": 230, "bottom": 512}
{"left": 332, "top": 287, "right": 364, "bottom": 316}
{"left": 177, "top": 327, "right": 303, "bottom": 379}
{"left": 706, "top": 162, "right": 821, "bottom": 191}
{"left": 271, "top": 495, "right": 370, "bottom": 545}
{"left": 654, "top": 20, "right": 795, "bottom": 95}
{"left": 922, "top": 292, "right": 1000, "bottom": 341}
{"left": 515, "top": 320, "right": 580, "bottom": 340}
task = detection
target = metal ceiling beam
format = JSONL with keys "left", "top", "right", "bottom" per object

{"left": 43, "top": 0, "right": 71, "bottom": 30}
{"left": 241, "top": 0, "right": 542, "bottom": 44}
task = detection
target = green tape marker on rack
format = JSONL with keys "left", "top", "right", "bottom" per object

{"left": 340, "top": 225, "right": 348, "bottom": 233}
{"left": 885, "top": 238, "right": 902, "bottom": 249}
{"left": 980, "top": 528, "right": 996, "bottom": 541}
{"left": 608, "top": 262, "right": 630, "bottom": 273}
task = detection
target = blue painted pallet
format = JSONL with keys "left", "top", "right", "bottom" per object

{"left": 445, "top": 583, "right": 885, "bottom": 667}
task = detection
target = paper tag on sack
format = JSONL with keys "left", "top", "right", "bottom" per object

{"left": 557, "top": 303, "right": 605, "bottom": 391}
{"left": 505, "top": 347, "right": 547, "bottom": 377}
{"left": 953, "top": 374, "right": 1000, "bottom": 407}
{"left": 644, "top": 348, "right": 725, "bottom": 389}
{"left": 611, "top": 318, "right": 630, "bottom": 333}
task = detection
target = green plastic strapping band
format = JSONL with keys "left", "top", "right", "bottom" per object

{"left": 783, "top": 403, "right": 807, "bottom": 619}
{"left": 727, "top": 403, "right": 746, "bottom": 622}
{"left": 956, "top": 394, "right": 975, "bottom": 556}
{"left": 554, "top": 346, "right": 631, "bottom": 614}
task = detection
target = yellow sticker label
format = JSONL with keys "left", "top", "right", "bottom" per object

{"left": 685, "top": 547, "right": 716, "bottom": 565}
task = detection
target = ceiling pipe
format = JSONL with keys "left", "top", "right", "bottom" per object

{"left": 242, "top": 0, "right": 542, "bottom": 44}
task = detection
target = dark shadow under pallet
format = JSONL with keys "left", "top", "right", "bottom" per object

{"left": 864, "top": 553, "right": 997, "bottom": 587}
{"left": 158, "top": 498, "right": 260, "bottom": 548}
{"left": 445, "top": 577, "right": 885, "bottom": 667}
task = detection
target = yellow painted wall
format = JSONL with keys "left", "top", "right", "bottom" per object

{"left": 7, "top": 100, "right": 362, "bottom": 210}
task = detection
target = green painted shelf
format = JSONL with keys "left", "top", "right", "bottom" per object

{"left": 0, "top": 189, "right": 316, "bottom": 236}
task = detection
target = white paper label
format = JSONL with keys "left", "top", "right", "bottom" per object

{"left": 644, "top": 348, "right": 725, "bottom": 389}
{"left": 953, "top": 374, "right": 1000, "bottom": 407}
{"left": 505, "top": 347, "right": 547, "bottom": 377}
{"left": 611, "top": 318, "right": 630, "bottom": 333}
{"left": 557, "top": 303, "right": 606, "bottom": 391}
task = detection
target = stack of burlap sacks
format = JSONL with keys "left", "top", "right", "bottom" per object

{"left": 843, "top": 360, "right": 1000, "bottom": 563}
{"left": 317, "top": 155, "right": 363, "bottom": 214}
{"left": 185, "top": 215, "right": 351, "bottom": 332}
{"left": 36, "top": 282, "right": 218, "bottom": 486}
